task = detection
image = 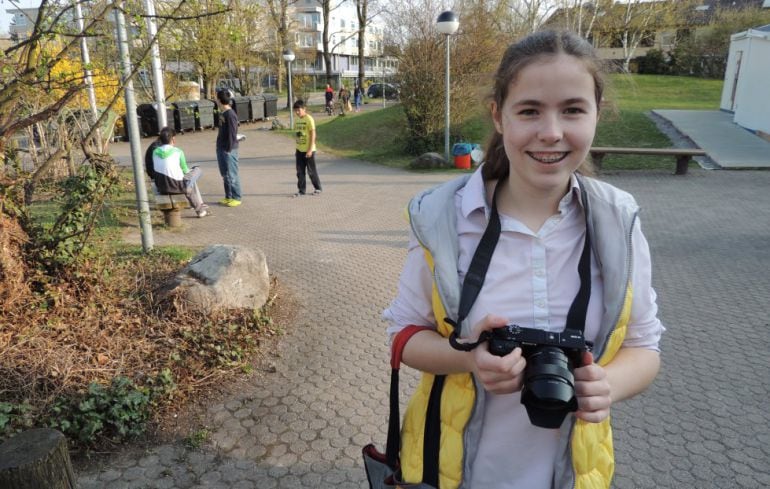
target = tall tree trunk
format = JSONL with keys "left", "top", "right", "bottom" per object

{"left": 355, "top": 0, "right": 369, "bottom": 91}
{"left": 322, "top": 0, "right": 333, "bottom": 85}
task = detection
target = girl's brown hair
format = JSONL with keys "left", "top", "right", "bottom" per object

{"left": 482, "top": 30, "right": 605, "bottom": 181}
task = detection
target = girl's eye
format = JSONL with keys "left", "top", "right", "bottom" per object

{"left": 518, "top": 109, "right": 538, "bottom": 116}
{"left": 564, "top": 107, "right": 586, "bottom": 115}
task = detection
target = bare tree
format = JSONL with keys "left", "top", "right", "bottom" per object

{"left": 265, "top": 0, "right": 297, "bottom": 92}
{"left": 600, "top": 0, "right": 681, "bottom": 72}
{"left": 354, "top": 0, "right": 369, "bottom": 90}
{"left": 509, "top": 0, "right": 558, "bottom": 34}
{"left": 386, "top": 0, "right": 508, "bottom": 153}
{"left": 550, "top": 0, "right": 606, "bottom": 39}
{"left": 162, "top": 0, "right": 231, "bottom": 98}
{"left": 1, "top": 0, "right": 221, "bottom": 272}
{"left": 228, "top": 0, "right": 270, "bottom": 94}
{"left": 1, "top": 1, "right": 145, "bottom": 272}
{"left": 1, "top": 0, "right": 106, "bottom": 168}
{"left": 320, "top": 0, "right": 346, "bottom": 85}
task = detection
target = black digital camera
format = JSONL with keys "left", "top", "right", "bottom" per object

{"left": 488, "top": 325, "right": 591, "bottom": 429}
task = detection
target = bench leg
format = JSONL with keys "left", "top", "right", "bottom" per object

{"left": 161, "top": 207, "right": 182, "bottom": 227}
{"left": 590, "top": 153, "right": 605, "bottom": 171}
{"left": 675, "top": 156, "right": 690, "bottom": 175}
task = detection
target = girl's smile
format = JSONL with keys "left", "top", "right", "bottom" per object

{"left": 527, "top": 151, "right": 570, "bottom": 164}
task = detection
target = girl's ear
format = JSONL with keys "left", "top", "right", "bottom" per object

{"left": 491, "top": 101, "right": 503, "bottom": 134}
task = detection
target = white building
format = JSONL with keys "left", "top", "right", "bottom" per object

{"left": 5, "top": 8, "right": 40, "bottom": 42}
{"left": 720, "top": 24, "right": 770, "bottom": 138}
{"left": 292, "top": 0, "right": 395, "bottom": 85}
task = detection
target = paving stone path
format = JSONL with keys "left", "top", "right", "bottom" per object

{"left": 77, "top": 125, "right": 770, "bottom": 488}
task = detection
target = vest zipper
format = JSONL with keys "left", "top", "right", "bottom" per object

{"left": 595, "top": 211, "right": 637, "bottom": 363}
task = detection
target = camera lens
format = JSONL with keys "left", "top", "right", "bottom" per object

{"left": 521, "top": 346, "right": 578, "bottom": 429}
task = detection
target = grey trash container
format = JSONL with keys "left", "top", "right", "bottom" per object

{"left": 231, "top": 96, "right": 251, "bottom": 123}
{"left": 262, "top": 94, "right": 278, "bottom": 118}
{"left": 172, "top": 101, "right": 197, "bottom": 133}
{"left": 209, "top": 100, "right": 221, "bottom": 127}
{"left": 196, "top": 99, "right": 215, "bottom": 130}
{"left": 137, "top": 103, "right": 173, "bottom": 137}
{"left": 248, "top": 95, "right": 265, "bottom": 121}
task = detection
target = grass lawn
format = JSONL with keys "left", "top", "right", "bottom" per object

{"left": 313, "top": 103, "right": 413, "bottom": 168}
{"left": 312, "top": 74, "right": 723, "bottom": 171}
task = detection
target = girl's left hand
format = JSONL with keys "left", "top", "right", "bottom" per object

{"left": 573, "top": 351, "right": 612, "bottom": 423}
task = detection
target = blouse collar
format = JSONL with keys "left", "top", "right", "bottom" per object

{"left": 459, "top": 167, "right": 583, "bottom": 219}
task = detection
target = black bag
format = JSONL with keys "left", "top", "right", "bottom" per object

{"left": 362, "top": 325, "right": 440, "bottom": 489}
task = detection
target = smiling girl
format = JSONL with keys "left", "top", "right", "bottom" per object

{"left": 383, "top": 30, "right": 664, "bottom": 489}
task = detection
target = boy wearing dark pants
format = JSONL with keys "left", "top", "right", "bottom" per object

{"left": 215, "top": 89, "right": 242, "bottom": 207}
{"left": 292, "top": 99, "right": 322, "bottom": 197}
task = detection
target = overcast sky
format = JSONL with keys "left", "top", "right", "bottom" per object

{"left": 0, "top": 0, "right": 41, "bottom": 35}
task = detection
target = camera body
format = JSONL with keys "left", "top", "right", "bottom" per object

{"left": 488, "top": 325, "right": 591, "bottom": 429}
{"left": 488, "top": 325, "right": 588, "bottom": 362}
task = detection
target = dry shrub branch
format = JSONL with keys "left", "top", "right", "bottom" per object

{"left": 0, "top": 231, "right": 280, "bottom": 447}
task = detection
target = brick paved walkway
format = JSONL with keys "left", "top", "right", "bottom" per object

{"left": 78, "top": 124, "right": 770, "bottom": 488}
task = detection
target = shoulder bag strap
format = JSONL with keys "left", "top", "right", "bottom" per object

{"left": 386, "top": 325, "right": 432, "bottom": 470}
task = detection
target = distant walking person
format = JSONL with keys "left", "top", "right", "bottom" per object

{"left": 353, "top": 84, "right": 363, "bottom": 112}
{"left": 324, "top": 83, "right": 334, "bottom": 116}
{"left": 216, "top": 89, "right": 242, "bottom": 207}
{"left": 338, "top": 85, "right": 351, "bottom": 115}
{"left": 147, "top": 127, "right": 209, "bottom": 218}
{"left": 292, "top": 99, "right": 322, "bottom": 197}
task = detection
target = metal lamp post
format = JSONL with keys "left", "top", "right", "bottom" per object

{"left": 381, "top": 56, "right": 386, "bottom": 108}
{"left": 436, "top": 10, "right": 459, "bottom": 164}
{"left": 283, "top": 49, "right": 296, "bottom": 129}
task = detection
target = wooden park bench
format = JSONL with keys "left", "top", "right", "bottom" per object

{"left": 589, "top": 147, "right": 707, "bottom": 175}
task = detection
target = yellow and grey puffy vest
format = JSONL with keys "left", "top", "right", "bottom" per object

{"left": 400, "top": 173, "right": 639, "bottom": 489}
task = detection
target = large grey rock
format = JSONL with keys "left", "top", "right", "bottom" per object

{"left": 409, "top": 152, "right": 449, "bottom": 169}
{"left": 158, "top": 245, "right": 269, "bottom": 313}
{"left": 270, "top": 118, "right": 286, "bottom": 130}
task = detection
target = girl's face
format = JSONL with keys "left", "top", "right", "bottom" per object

{"left": 492, "top": 53, "right": 598, "bottom": 198}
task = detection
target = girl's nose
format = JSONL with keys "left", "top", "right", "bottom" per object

{"left": 538, "top": 115, "right": 563, "bottom": 144}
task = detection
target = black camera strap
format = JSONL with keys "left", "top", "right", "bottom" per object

{"left": 447, "top": 179, "right": 592, "bottom": 351}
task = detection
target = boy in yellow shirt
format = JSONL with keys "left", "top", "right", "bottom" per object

{"left": 292, "top": 100, "right": 323, "bottom": 196}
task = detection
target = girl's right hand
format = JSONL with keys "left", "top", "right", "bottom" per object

{"left": 470, "top": 314, "right": 527, "bottom": 395}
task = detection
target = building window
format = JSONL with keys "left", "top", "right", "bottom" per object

{"left": 676, "top": 29, "right": 692, "bottom": 42}
{"left": 298, "top": 12, "right": 321, "bottom": 30}
{"left": 640, "top": 30, "right": 655, "bottom": 48}
{"left": 298, "top": 33, "right": 315, "bottom": 48}
{"left": 609, "top": 32, "right": 624, "bottom": 49}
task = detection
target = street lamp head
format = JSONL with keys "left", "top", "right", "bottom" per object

{"left": 436, "top": 10, "right": 459, "bottom": 36}
{"left": 282, "top": 49, "right": 295, "bottom": 62}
